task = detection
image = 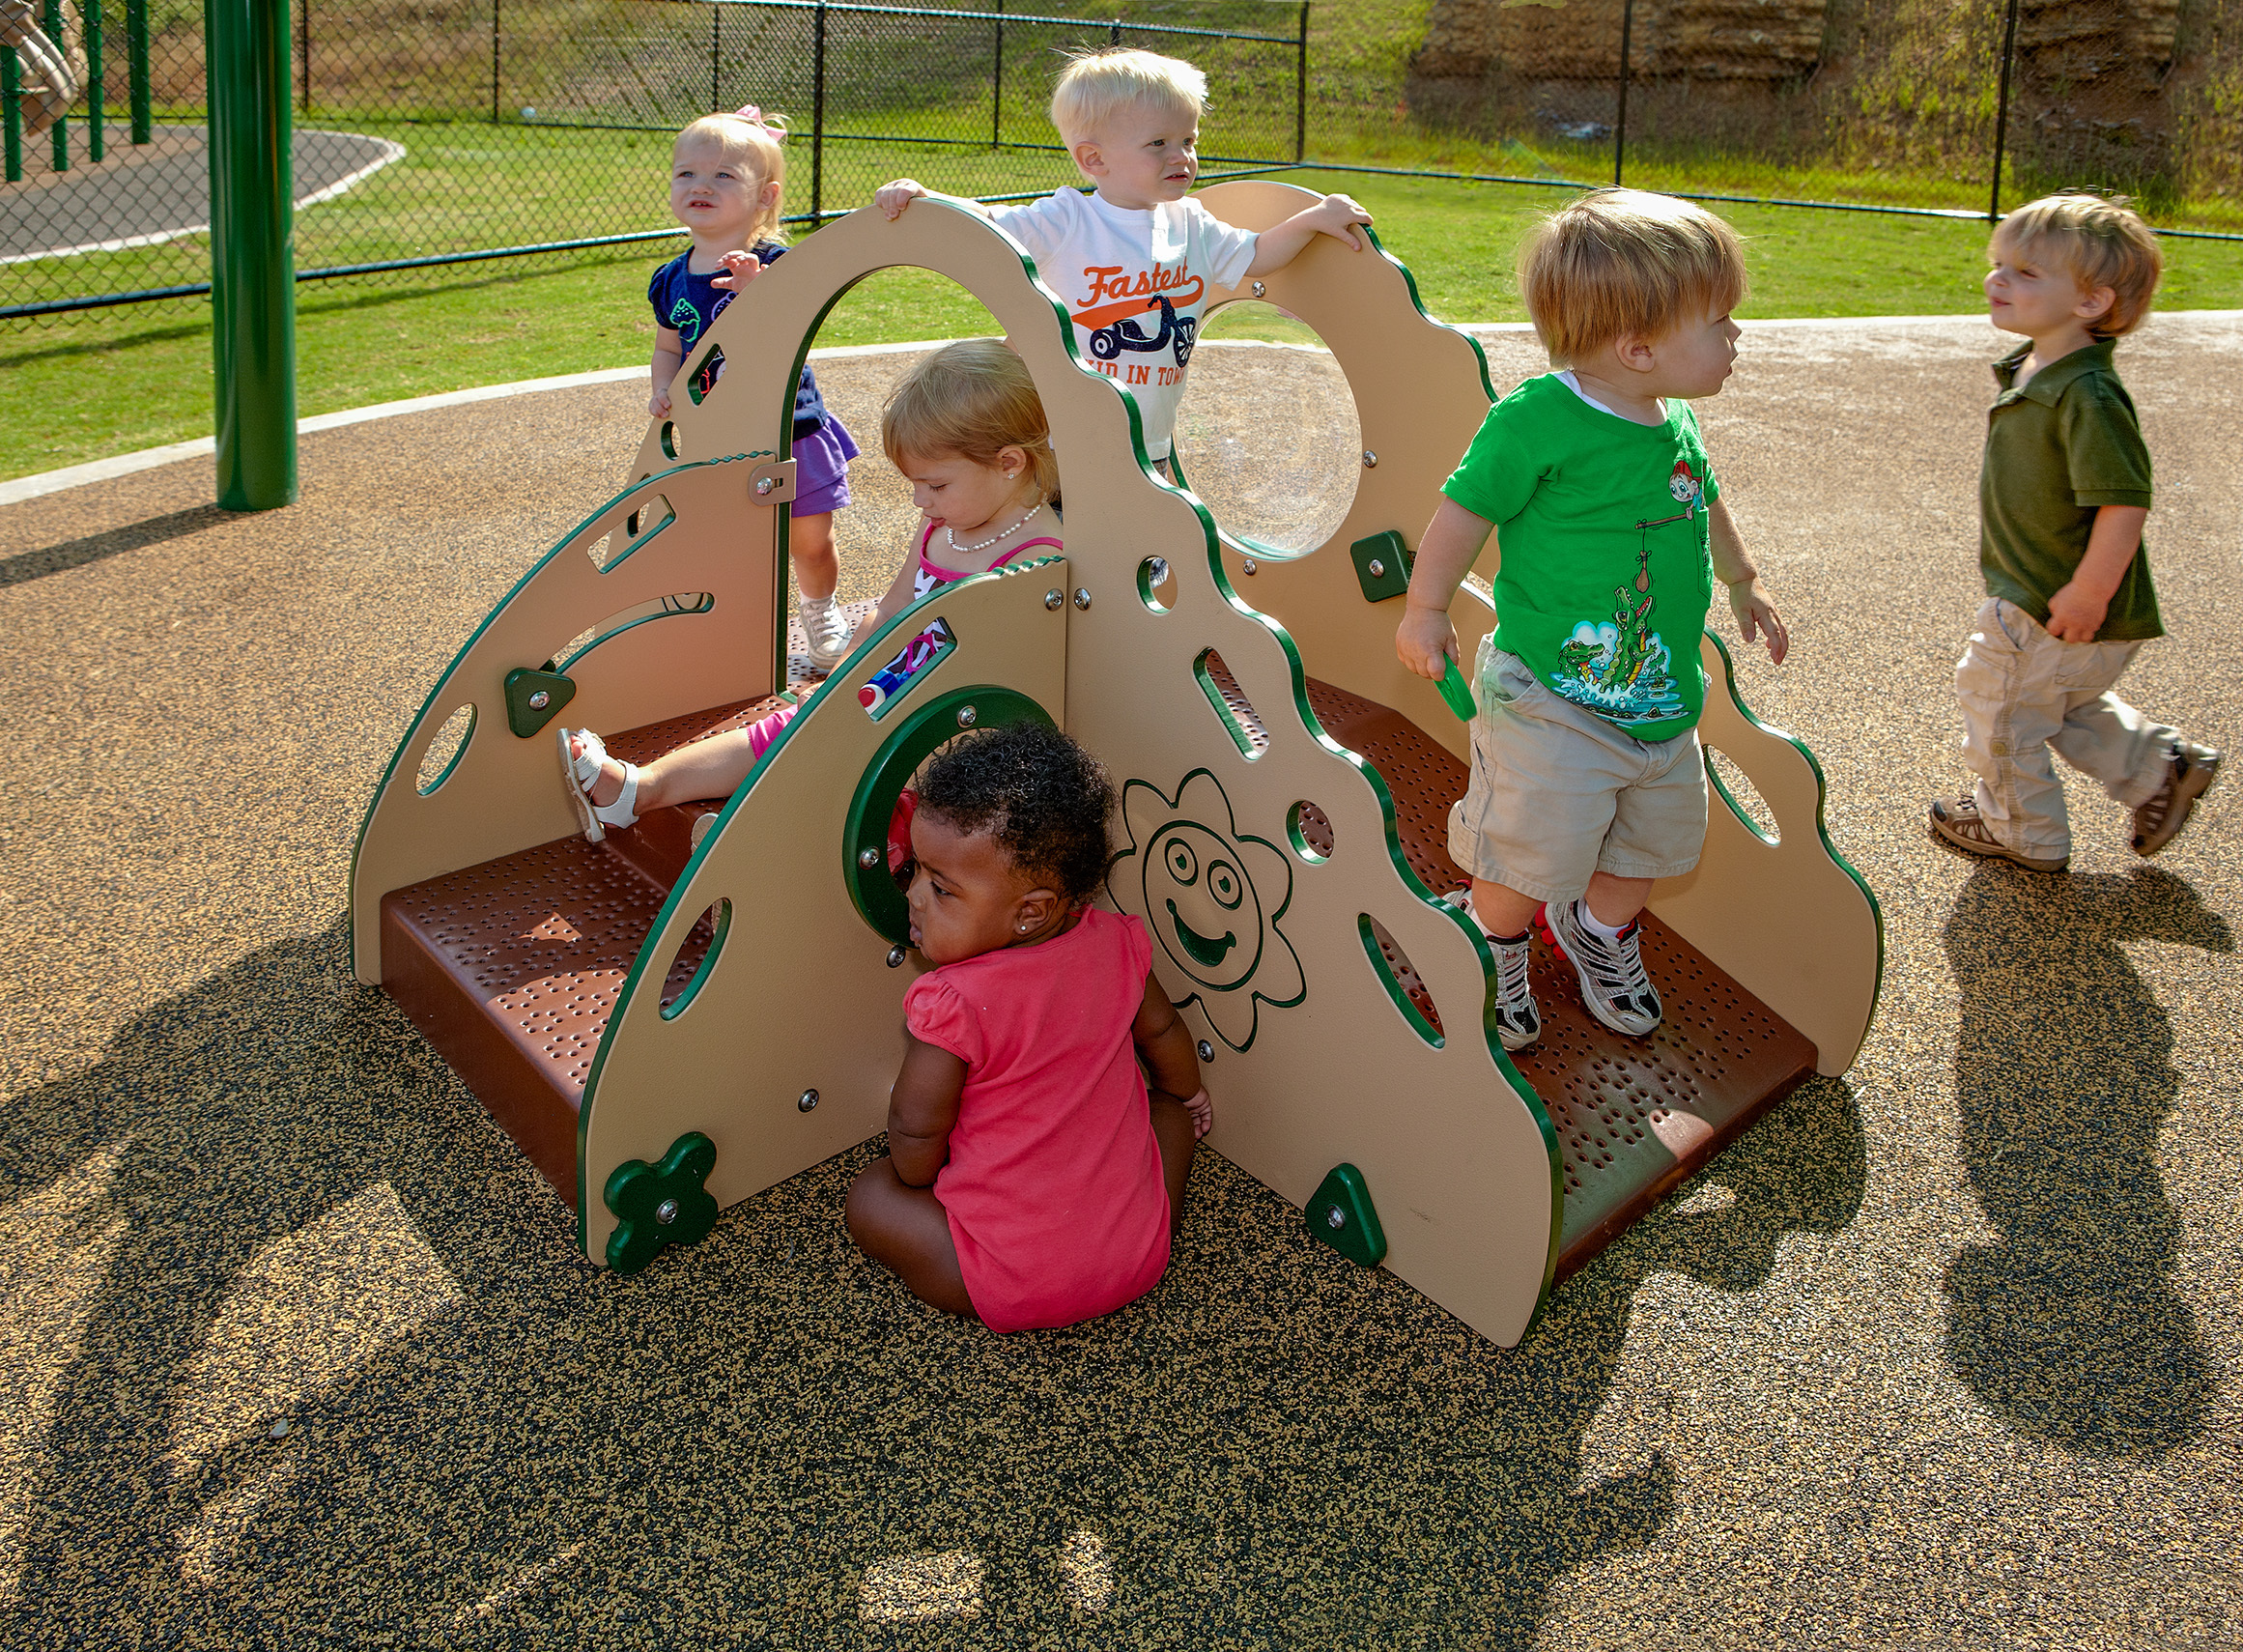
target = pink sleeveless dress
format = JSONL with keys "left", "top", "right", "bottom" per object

{"left": 903, "top": 909, "right": 1172, "bottom": 1332}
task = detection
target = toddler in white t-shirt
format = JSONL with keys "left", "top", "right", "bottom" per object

{"left": 875, "top": 47, "right": 1371, "bottom": 467}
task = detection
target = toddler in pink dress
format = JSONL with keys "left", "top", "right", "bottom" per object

{"left": 845, "top": 722, "right": 1211, "bottom": 1331}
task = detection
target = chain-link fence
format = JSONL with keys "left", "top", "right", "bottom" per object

{"left": 4, "top": 0, "right": 2238, "bottom": 328}
{"left": 1, "top": 0, "right": 1305, "bottom": 323}
{"left": 1336, "top": 0, "right": 2243, "bottom": 233}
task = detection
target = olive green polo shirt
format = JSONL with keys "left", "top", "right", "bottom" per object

{"left": 1979, "top": 338, "right": 2162, "bottom": 641}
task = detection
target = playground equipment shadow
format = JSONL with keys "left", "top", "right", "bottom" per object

{"left": 1, "top": 315, "right": 2239, "bottom": 1644}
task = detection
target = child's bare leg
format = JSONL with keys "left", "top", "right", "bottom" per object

{"left": 568, "top": 728, "right": 759, "bottom": 812}
{"left": 845, "top": 1158, "right": 977, "bottom": 1317}
{"left": 791, "top": 510, "right": 839, "bottom": 603}
{"left": 1582, "top": 870, "right": 1654, "bottom": 927}
{"left": 1148, "top": 1093, "right": 1197, "bottom": 1238}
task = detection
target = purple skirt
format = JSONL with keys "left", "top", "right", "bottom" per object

{"left": 792, "top": 413, "right": 860, "bottom": 518}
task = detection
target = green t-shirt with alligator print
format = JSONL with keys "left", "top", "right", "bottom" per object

{"left": 1441, "top": 373, "right": 1718, "bottom": 744}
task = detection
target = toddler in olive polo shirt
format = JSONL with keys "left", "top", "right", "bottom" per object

{"left": 1928, "top": 194, "right": 2220, "bottom": 872}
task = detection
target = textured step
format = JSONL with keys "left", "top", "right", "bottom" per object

{"left": 1211, "top": 658, "right": 1817, "bottom": 1279}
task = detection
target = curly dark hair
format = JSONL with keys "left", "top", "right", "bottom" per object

{"left": 916, "top": 722, "right": 1115, "bottom": 904}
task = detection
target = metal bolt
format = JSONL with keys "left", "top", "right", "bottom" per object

{"left": 1196, "top": 1040, "right": 1214, "bottom": 1063}
{"left": 1367, "top": 558, "right": 1385, "bottom": 579}
{"left": 798, "top": 1089, "right": 819, "bottom": 1113}
{"left": 1251, "top": 280, "right": 1266, "bottom": 298}
{"left": 528, "top": 690, "right": 550, "bottom": 710}
{"left": 886, "top": 946, "right": 908, "bottom": 968}
{"left": 956, "top": 704, "right": 978, "bottom": 728}
{"left": 1363, "top": 450, "right": 1378, "bottom": 468}
{"left": 1325, "top": 1206, "right": 1347, "bottom": 1230}
{"left": 1046, "top": 588, "right": 1065, "bottom": 610}
{"left": 1241, "top": 557, "right": 1258, "bottom": 576}
{"left": 655, "top": 1198, "right": 679, "bottom": 1225}
{"left": 1073, "top": 588, "right": 1093, "bottom": 611}
{"left": 756, "top": 475, "right": 777, "bottom": 496}
{"left": 858, "top": 846, "right": 881, "bottom": 869}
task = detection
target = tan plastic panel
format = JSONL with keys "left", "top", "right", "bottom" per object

{"left": 596, "top": 198, "right": 1557, "bottom": 1344}
{"left": 1191, "top": 179, "right": 1505, "bottom": 767}
{"left": 1645, "top": 636, "right": 1881, "bottom": 1075}
{"left": 351, "top": 459, "right": 782, "bottom": 982}
{"left": 580, "top": 556, "right": 1069, "bottom": 1262}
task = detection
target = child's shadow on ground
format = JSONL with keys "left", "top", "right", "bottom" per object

{"left": 1941, "top": 863, "right": 2230, "bottom": 1458}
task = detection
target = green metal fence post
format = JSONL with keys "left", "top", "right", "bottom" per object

{"left": 810, "top": 0, "right": 825, "bottom": 224}
{"left": 298, "top": 0, "right": 310, "bottom": 114}
{"left": 42, "top": 0, "right": 67, "bottom": 171}
{"left": 1613, "top": 0, "right": 1633, "bottom": 187}
{"left": 128, "top": 0, "right": 149, "bottom": 142}
{"left": 1294, "top": 1, "right": 1307, "bottom": 163}
{"left": 3, "top": 47, "right": 21, "bottom": 184}
{"left": 207, "top": 0, "right": 298, "bottom": 511}
{"left": 1989, "top": 0, "right": 2020, "bottom": 223}
{"left": 85, "top": 0, "right": 103, "bottom": 161}
{"left": 991, "top": 0, "right": 1002, "bottom": 150}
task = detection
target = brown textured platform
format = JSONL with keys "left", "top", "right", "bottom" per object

{"left": 1210, "top": 657, "right": 1817, "bottom": 1279}
{"left": 378, "top": 690, "right": 793, "bottom": 1206}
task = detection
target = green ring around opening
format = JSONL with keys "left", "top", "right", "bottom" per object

{"left": 842, "top": 684, "right": 1058, "bottom": 946}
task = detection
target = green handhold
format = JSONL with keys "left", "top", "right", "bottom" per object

{"left": 1305, "top": 1163, "right": 1387, "bottom": 1268}
{"left": 504, "top": 666, "right": 577, "bottom": 738}
{"left": 1349, "top": 530, "right": 1413, "bottom": 604}
{"left": 603, "top": 1131, "right": 719, "bottom": 1273}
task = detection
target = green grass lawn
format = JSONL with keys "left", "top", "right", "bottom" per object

{"left": 6, "top": 165, "right": 2242, "bottom": 485}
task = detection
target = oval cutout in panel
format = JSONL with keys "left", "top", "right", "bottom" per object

{"left": 1288, "top": 800, "right": 1333, "bottom": 863}
{"left": 1358, "top": 913, "right": 1443, "bottom": 1046}
{"left": 601, "top": 495, "right": 674, "bottom": 570}
{"left": 414, "top": 704, "right": 474, "bottom": 796}
{"left": 1138, "top": 555, "right": 1175, "bottom": 613}
{"left": 660, "top": 899, "right": 731, "bottom": 1020}
{"left": 1194, "top": 649, "right": 1268, "bottom": 759}
{"left": 1172, "top": 305, "right": 1363, "bottom": 557}
{"left": 1706, "top": 746, "right": 1779, "bottom": 844}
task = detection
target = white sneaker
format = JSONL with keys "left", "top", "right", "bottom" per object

{"left": 800, "top": 595, "right": 854, "bottom": 671}
{"left": 1449, "top": 892, "right": 1540, "bottom": 1050}
{"left": 1542, "top": 898, "right": 1661, "bottom": 1038}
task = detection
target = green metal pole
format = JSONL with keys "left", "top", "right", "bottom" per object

{"left": 43, "top": 0, "right": 67, "bottom": 171}
{"left": 128, "top": 0, "right": 149, "bottom": 143}
{"left": 207, "top": 0, "right": 298, "bottom": 511}
{"left": 85, "top": 0, "right": 103, "bottom": 161}
{"left": 3, "top": 48, "right": 21, "bottom": 185}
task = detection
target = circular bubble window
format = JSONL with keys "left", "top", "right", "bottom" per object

{"left": 1170, "top": 302, "right": 1362, "bottom": 558}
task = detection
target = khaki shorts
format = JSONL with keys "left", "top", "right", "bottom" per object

{"left": 1447, "top": 646, "right": 1707, "bottom": 904}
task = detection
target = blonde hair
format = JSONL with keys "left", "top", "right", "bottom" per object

{"left": 1993, "top": 193, "right": 2163, "bottom": 339}
{"left": 672, "top": 112, "right": 788, "bottom": 244}
{"left": 882, "top": 340, "right": 1062, "bottom": 501}
{"left": 1050, "top": 47, "right": 1206, "bottom": 151}
{"left": 1518, "top": 188, "right": 1747, "bottom": 366}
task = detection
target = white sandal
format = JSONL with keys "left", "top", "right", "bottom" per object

{"left": 557, "top": 726, "right": 640, "bottom": 842}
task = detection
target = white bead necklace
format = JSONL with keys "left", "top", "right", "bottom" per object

{"left": 946, "top": 500, "right": 1043, "bottom": 557}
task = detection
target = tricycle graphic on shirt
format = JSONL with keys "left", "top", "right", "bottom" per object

{"left": 1072, "top": 276, "right": 1205, "bottom": 368}
{"left": 1548, "top": 459, "right": 1706, "bottom": 727}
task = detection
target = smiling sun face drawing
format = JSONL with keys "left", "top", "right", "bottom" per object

{"left": 1114, "top": 770, "right": 1305, "bottom": 1051}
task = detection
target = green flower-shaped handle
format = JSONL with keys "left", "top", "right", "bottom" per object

{"left": 603, "top": 1131, "right": 719, "bottom": 1272}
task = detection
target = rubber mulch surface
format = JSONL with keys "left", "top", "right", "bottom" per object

{"left": 0, "top": 317, "right": 2236, "bottom": 1649}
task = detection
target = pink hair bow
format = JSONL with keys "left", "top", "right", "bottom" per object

{"left": 730, "top": 103, "right": 786, "bottom": 142}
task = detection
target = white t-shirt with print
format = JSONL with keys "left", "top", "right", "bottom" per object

{"left": 986, "top": 188, "right": 1260, "bottom": 460}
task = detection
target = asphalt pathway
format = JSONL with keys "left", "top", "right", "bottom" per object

{"left": 0, "top": 315, "right": 2235, "bottom": 1647}
{"left": 0, "top": 125, "right": 402, "bottom": 263}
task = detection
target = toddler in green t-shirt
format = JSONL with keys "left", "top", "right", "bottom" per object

{"left": 1926, "top": 193, "right": 2219, "bottom": 872}
{"left": 1396, "top": 189, "right": 1786, "bottom": 1049}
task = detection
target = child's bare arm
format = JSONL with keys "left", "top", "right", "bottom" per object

{"left": 876, "top": 178, "right": 994, "bottom": 221}
{"left": 709, "top": 248, "right": 763, "bottom": 291}
{"left": 1132, "top": 973, "right": 1209, "bottom": 1135}
{"left": 2046, "top": 504, "right": 2147, "bottom": 641}
{"left": 888, "top": 1034, "right": 967, "bottom": 1187}
{"left": 1707, "top": 496, "right": 1788, "bottom": 664}
{"left": 649, "top": 325, "right": 685, "bottom": 418}
{"left": 1396, "top": 498, "right": 1497, "bottom": 680}
{"left": 1245, "top": 194, "right": 1373, "bottom": 273}
{"left": 865, "top": 550, "right": 922, "bottom": 637}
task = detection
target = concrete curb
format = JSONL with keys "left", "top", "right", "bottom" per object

{"left": 8, "top": 314, "right": 2238, "bottom": 508}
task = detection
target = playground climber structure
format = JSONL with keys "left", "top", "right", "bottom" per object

{"left": 349, "top": 182, "right": 1883, "bottom": 1348}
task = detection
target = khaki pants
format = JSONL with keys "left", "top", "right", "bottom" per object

{"left": 1955, "top": 597, "right": 2172, "bottom": 859}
